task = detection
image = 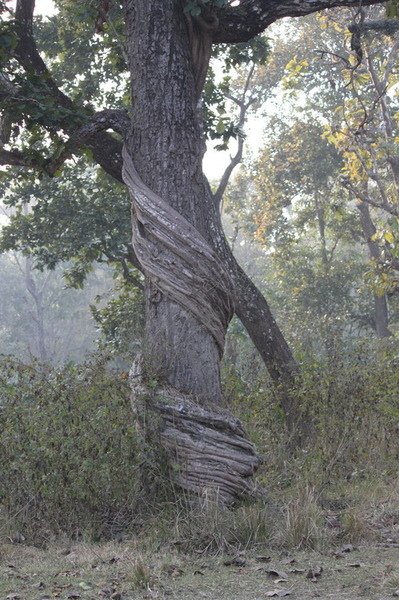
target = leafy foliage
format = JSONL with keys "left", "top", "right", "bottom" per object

{"left": 91, "top": 285, "right": 144, "bottom": 358}
{"left": 0, "top": 160, "right": 133, "bottom": 287}
{"left": 0, "top": 356, "right": 140, "bottom": 540}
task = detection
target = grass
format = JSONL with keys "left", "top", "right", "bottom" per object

{"left": 1, "top": 477, "right": 398, "bottom": 599}
{"left": 1, "top": 538, "right": 399, "bottom": 599}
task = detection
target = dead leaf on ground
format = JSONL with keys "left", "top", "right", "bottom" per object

{"left": 265, "top": 568, "right": 289, "bottom": 580}
{"left": 265, "top": 589, "right": 292, "bottom": 597}
{"left": 6, "top": 594, "right": 21, "bottom": 600}
{"left": 341, "top": 544, "right": 355, "bottom": 553}
{"left": 99, "top": 586, "right": 115, "bottom": 597}
{"left": 223, "top": 557, "right": 246, "bottom": 567}
{"left": 78, "top": 581, "right": 92, "bottom": 590}
{"left": 306, "top": 565, "right": 323, "bottom": 581}
{"left": 255, "top": 555, "right": 272, "bottom": 563}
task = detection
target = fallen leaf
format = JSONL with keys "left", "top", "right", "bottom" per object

{"left": 255, "top": 555, "right": 272, "bottom": 563}
{"left": 6, "top": 595, "right": 21, "bottom": 600}
{"left": 306, "top": 565, "right": 323, "bottom": 581}
{"left": 223, "top": 557, "right": 246, "bottom": 567}
{"left": 78, "top": 581, "right": 92, "bottom": 590}
{"left": 265, "top": 590, "right": 291, "bottom": 597}
{"left": 164, "top": 564, "right": 184, "bottom": 577}
{"left": 393, "top": 591, "right": 399, "bottom": 597}
{"left": 289, "top": 568, "right": 305, "bottom": 574}
{"left": 348, "top": 563, "right": 363, "bottom": 568}
{"left": 99, "top": 586, "right": 114, "bottom": 597}
{"left": 67, "top": 593, "right": 81, "bottom": 599}
{"left": 265, "top": 568, "right": 289, "bottom": 580}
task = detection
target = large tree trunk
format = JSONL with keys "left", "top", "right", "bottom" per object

{"left": 123, "top": 0, "right": 259, "bottom": 504}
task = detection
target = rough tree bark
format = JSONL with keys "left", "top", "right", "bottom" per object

{"left": 122, "top": 0, "right": 260, "bottom": 503}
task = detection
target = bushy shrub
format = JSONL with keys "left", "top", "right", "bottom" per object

{"left": 0, "top": 356, "right": 140, "bottom": 541}
{"left": 226, "top": 338, "right": 399, "bottom": 487}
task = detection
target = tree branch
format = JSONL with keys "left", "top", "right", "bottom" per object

{"left": 44, "top": 109, "right": 129, "bottom": 176}
{"left": 213, "top": 64, "right": 255, "bottom": 209}
{"left": 214, "top": 0, "right": 387, "bottom": 44}
{"left": 0, "top": 148, "right": 38, "bottom": 168}
{"left": 342, "top": 178, "right": 398, "bottom": 216}
{"left": 11, "top": 0, "right": 125, "bottom": 182}
{"left": 0, "top": 110, "right": 129, "bottom": 178}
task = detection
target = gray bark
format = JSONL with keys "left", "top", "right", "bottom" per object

{"left": 123, "top": 0, "right": 259, "bottom": 502}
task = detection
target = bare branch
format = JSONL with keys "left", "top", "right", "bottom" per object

{"left": 213, "top": 64, "right": 255, "bottom": 208}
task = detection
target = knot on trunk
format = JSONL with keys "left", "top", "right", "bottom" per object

{"left": 122, "top": 146, "right": 234, "bottom": 356}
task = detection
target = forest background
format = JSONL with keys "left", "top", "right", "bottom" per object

{"left": 0, "top": 1, "right": 398, "bottom": 566}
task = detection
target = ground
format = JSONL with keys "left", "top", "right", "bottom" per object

{"left": 1, "top": 539, "right": 399, "bottom": 600}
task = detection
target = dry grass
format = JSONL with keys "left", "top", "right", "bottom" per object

{"left": 281, "top": 486, "right": 325, "bottom": 549}
{"left": 1, "top": 537, "right": 399, "bottom": 600}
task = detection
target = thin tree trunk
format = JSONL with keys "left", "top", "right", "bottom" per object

{"left": 374, "top": 294, "right": 391, "bottom": 338}
{"left": 24, "top": 256, "right": 48, "bottom": 363}
{"left": 204, "top": 190, "right": 302, "bottom": 435}
{"left": 357, "top": 199, "right": 392, "bottom": 338}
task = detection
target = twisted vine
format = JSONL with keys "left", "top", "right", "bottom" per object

{"left": 123, "top": 147, "right": 259, "bottom": 503}
{"left": 122, "top": 146, "right": 234, "bottom": 356}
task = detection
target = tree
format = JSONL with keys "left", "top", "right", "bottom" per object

{"left": 0, "top": 251, "right": 109, "bottom": 363}
{"left": 318, "top": 8, "right": 399, "bottom": 336}
{"left": 247, "top": 8, "right": 399, "bottom": 339}
{"left": 0, "top": 0, "right": 388, "bottom": 503}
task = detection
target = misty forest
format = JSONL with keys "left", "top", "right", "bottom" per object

{"left": 0, "top": 1, "right": 399, "bottom": 599}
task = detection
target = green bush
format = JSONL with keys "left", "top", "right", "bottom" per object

{"left": 0, "top": 356, "right": 140, "bottom": 541}
{"left": 226, "top": 338, "right": 399, "bottom": 488}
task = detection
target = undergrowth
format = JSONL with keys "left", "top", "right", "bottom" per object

{"left": 0, "top": 339, "right": 398, "bottom": 551}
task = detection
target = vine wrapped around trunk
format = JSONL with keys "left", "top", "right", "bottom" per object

{"left": 122, "top": 146, "right": 234, "bottom": 355}
{"left": 130, "top": 358, "right": 260, "bottom": 504}
{"left": 123, "top": 146, "right": 259, "bottom": 503}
